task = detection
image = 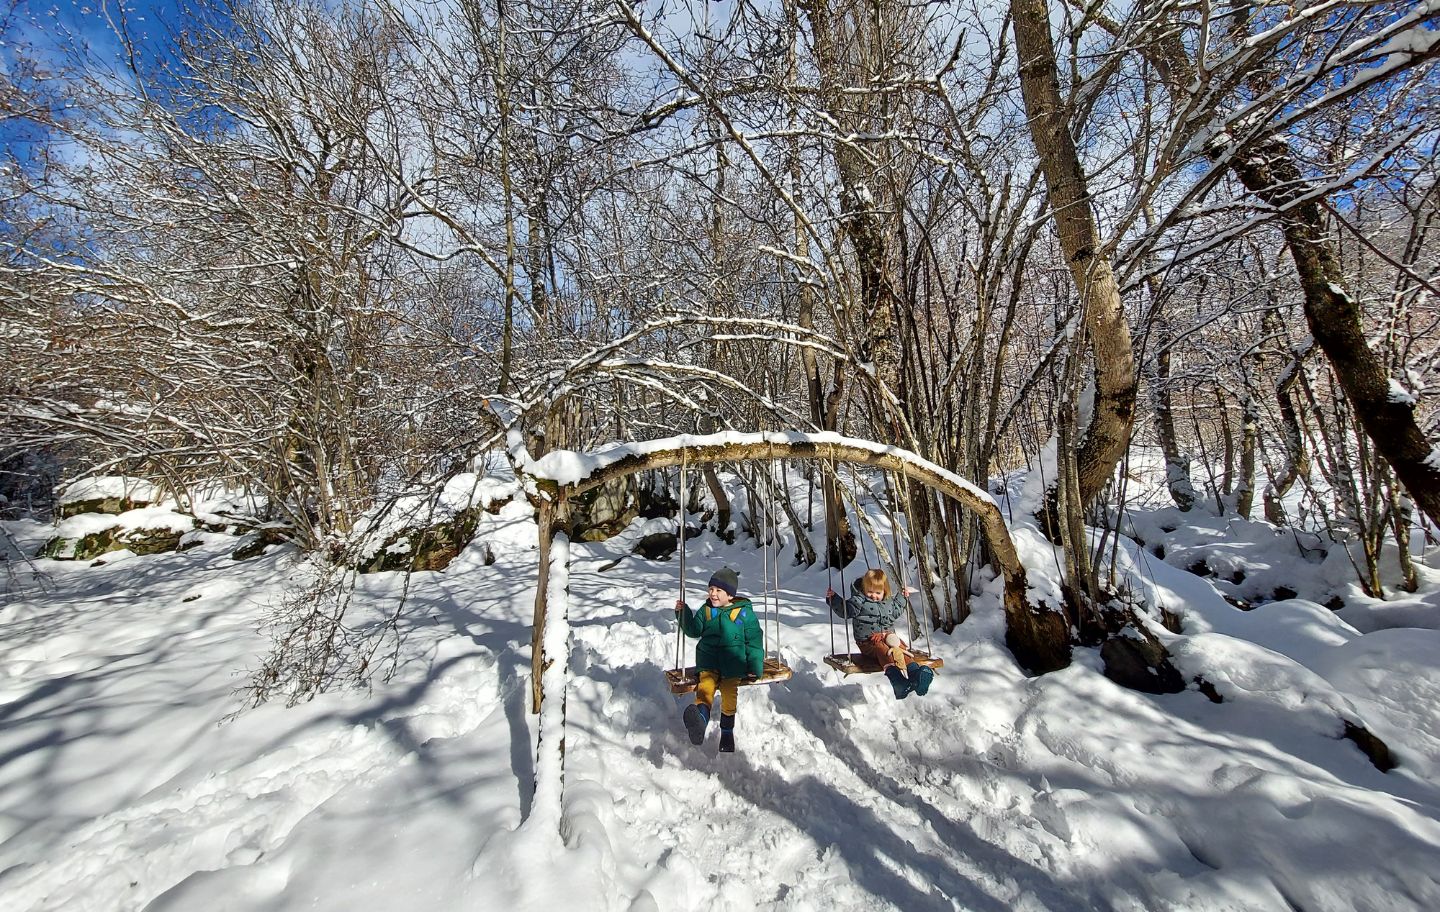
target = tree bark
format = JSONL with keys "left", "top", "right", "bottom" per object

{"left": 1009, "top": 0, "right": 1137, "bottom": 506}
{"left": 1147, "top": 334, "right": 1196, "bottom": 511}
{"left": 1235, "top": 391, "right": 1259, "bottom": 519}
{"left": 1231, "top": 139, "right": 1440, "bottom": 528}
{"left": 530, "top": 497, "right": 555, "bottom": 713}
{"left": 784, "top": 2, "right": 852, "bottom": 567}
{"left": 1262, "top": 311, "right": 1310, "bottom": 526}
{"left": 798, "top": 0, "right": 904, "bottom": 400}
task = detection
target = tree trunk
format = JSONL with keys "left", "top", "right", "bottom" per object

{"left": 530, "top": 497, "right": 556, "bottom": 713}
{"left": 494, "top": 0, "right": 517, "bottom": 396}
{"left": 702, "top": 466, "right": 733, "bottom": 544}
{"left": 1231, "top": 138, "right": 1440, "bottom": 529}
{"left": 798, "top": 0, "right": 904, "bottom": 404}
{"left": 1235, "top": 391, "right": 1259, "bottom": 519}
{"left": 1393, "top": 490, "right": 1418, "bottom": 594}
{"left": 1147, "top": 334, "right": 1196, "bottom": 511}
{"left": 1263, "top": 311, "right": 1310, "bottom": 526}
{"left": 1217, "top": 386, "right": 1235, "bottom": 499}
{"left": 1009, "top": 0, "right": 1137, "bottom": 506}
{"left": 1269, "top": 390, "right": 1309, "bottom": 521}
{"left": 783, "top": 5, "right": 852, "bottom": 568}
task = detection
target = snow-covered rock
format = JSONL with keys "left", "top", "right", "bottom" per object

{"left": 41, "top": 507, "right": 197, "bottom": 561}
{"left": 56, "top": 476, "right": 160, "bottom": 519}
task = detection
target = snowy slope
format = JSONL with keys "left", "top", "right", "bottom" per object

{"left": 3, "top": 499, "right": 1440, "bottom": 912}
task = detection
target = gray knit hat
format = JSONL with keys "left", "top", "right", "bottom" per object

{"left": 708, "top": 567, "right": 739, "bottom": 597}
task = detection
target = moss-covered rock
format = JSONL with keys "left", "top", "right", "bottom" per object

{"left": 40, "top": 532, "right": 98, "bottom": 560}
{"left": 632, "top": 524, "right": 702, "bottom": 561}
{"left": 232, "top": 526, "right": 291, "bottom": 561}
{"left": 576, "top": 508, "right": 641, "bottom": 542}
{"left": 56, "top": 477, "right": 159, "bottom": 519}
{"left": 121, "top": 526, "right": 187, "bottom": 555}
{"left": 567, "top": 479, "right": 640, "bottom": 543}
{"left": 360, "top": 508, "right": 481, "bottom": 573}
{"left": 41, "top": 510, "right": 195, "bottom": 561}
{"left": 58, "top": 495, "right": 153, "bottom": 519}
{"left": 354, "top": 487, "right": 516, "bottom": 574}
{"left": 633, "top": 531, "right": 679, "bottom": 560}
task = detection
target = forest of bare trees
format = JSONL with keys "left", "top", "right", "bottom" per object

{"left": 3, "top": 0, "right": 1437, "bottom": 694}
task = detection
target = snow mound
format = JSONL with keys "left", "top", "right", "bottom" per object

{"left": 57, "top": 476, "right": 159, "bottom": 507}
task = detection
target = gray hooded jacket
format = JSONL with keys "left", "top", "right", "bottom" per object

{"left": 827, "top": 578, "right": 908, "bottom": 643}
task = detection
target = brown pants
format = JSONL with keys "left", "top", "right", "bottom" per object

{"left": 695, "top": 670, "right": 739, "bottom": 714}
{"left": 859, "top": 632, "right": 912, "bottom": 671}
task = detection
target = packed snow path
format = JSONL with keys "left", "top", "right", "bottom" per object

{"left": 3, "top": 504, "right": 1440, "bottom": 911}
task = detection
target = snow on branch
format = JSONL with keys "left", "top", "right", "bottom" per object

{"left": 521, "top": 430, "right": 997, "bottom": 508}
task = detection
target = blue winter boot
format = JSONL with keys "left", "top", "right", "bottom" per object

{"left": 885, "top": 665, "right": 913, "bottom": 700}
{"left": 718, "top": 713, "right": 736, "bottom": 753}
{"left": 908, "top": 662, "right": 934, "bottom": 696}
{"left": 683, "top": 703, "right": 710, "bottom": 745}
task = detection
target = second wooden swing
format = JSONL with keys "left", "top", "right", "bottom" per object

{"left": 823, "top": 461, "right": 944, "bottom": 677}
{"left": 664, "top": 448, "right": 794, "bottom": 695}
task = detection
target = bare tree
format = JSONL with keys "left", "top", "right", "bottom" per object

{"left": 1083, "top": 0, "right": 1440, "bottom": 527}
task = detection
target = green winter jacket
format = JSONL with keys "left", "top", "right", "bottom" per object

{"left": 677, "top": 596, "right": 765, "bottom": 680}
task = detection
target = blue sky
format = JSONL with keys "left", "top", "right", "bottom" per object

{"left": 1, "top": 0, "right": 197, "bottom": 162}
{"left": 5, "top": 0, "right": 192, "bottom": 54}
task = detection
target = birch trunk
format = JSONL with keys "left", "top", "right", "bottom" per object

{"left": 1147, "top": 336, "right": 1196, "bottom": 511}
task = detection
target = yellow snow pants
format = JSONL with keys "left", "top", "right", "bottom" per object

{"left": 694, "top": 670, "right": 739, "bottom": 714}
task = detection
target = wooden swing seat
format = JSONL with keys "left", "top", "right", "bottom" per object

{"left": 824, "top": 651, "right": 944, "bottom": 676}
{"left": 664, "top": 657, "right": 793, "bottom": 695}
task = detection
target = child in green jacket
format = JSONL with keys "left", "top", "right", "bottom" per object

{"left": 674, "top": 566, "right": 764, "bottom": 753}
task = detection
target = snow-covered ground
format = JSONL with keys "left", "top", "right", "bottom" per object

{"left": 3, "top": 486, "right": 1439, "bottom": 911}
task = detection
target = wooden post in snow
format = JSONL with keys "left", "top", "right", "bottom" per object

{"left": 531, "top": 528, "right": 571, "bottom": 827}
{"left": 530, "top": 496, "right": 558, "bottom": 714}
{"left": 526, "top": 491, "right": 572, "bottom": 831}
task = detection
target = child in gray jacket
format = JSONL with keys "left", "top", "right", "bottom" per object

{"left": 826, "top": 568, "right": 934, "bottom": 699}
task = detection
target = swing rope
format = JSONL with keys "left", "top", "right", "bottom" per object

{"left": 882, "top": 470, "right": 925, "bottom": 657}
{"left": 825, "top": 453, "right": 842, "bottom": 660}
{"left": 830, "top": 456, "right": 890, "bottom": 659}
{"left": 893, "top": 467, "right": 936, "bottom": 658}
{"left": 664, "top": 449, "right": 795, "bottom": 693}
{"left": 767, "top": 445, "right": 783, "bottom": 666}
{"left": 849, "top": 463, "right": 876, "bottom": 570}
{"left": 822, "top": 459, "right": 944, "bottom": 675}
{"left": 875, "top": 471, "right": 916, "bottom": 650}
{"left": 756, "top": 446, "right": 777, "bottom": 667}
{"left": 674, "top": 449, "right": 687, "bottom": 674}
{"left": 848, "top": 461, "right": 911, "bottom": 581}
{"left": 759, "top": 459, "right": 772, "bottom": 666}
